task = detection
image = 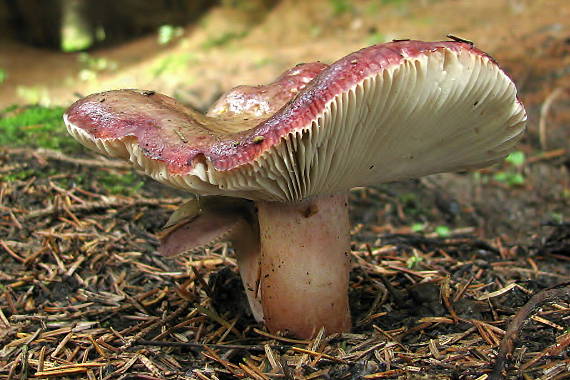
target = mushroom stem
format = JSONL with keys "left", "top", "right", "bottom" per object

{"left": 230, "top": 220, "right": 263, "bottom": 322}
{"left": 257, "top": 193, "right": 351, "bottom": 338}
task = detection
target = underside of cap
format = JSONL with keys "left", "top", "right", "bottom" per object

{"left": 65, "top": 39, "right": 526, "bottom": 202}
{"left": 157, "top": 196, "right": 255, "bottom": 257}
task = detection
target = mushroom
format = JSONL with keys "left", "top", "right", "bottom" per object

{"left": 64, "top": 40, "right": 526, "bottom": 338}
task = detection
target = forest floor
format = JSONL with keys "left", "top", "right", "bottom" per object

{"left": 0, "top": 0, "right": 569, "bottom": 379}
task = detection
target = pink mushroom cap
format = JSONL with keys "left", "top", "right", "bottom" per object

{"left": 65, "top": 40, "right": 526, "bottom": 202}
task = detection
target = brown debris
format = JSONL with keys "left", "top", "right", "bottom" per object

{"left": 490, "top": 283, "right": 570, "bottom": 380}
{"left": 2, "top": 195, "right": 566, "bottom": 380}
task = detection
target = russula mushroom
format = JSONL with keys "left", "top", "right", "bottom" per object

{"left": 64, "top": 40, "right": 526, "bottom": 339}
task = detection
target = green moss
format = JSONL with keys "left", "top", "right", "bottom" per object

{"left": 329, "top": 0, "right": 354, "bottom": 15}
{"left": 0, "top": 106, "right": 145, "bottom": 195}
{"left": 202, "top": 31, "right": 248, "bottom": 49}
{"left": 49, "top": 169, "right": 144, "bottom": 196}
{"left": 28, "top": 168, "right": 143, "bottom": 197}
{"left": 366, "top": 31, "right": 387, "bottom": 45}
{"left": 96, "top": 171, "right": 144, "bottom": 196}
{"left": 0, "top": 105, "right": 81, "bottom": 152}
{"left": 0, "top": 168, "right": 36, "bottom": 183}
{"left": 151, "top": 52, "right": 198, "bottom": 77}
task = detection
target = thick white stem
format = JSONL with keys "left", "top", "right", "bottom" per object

{"left": 257, "top": 193, "right": 351, "bottom": 338}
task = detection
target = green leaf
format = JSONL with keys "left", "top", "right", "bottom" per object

{"left": 411, "top": 223, "right": 425, "bottom": 232}
{"left": 494, "top": 171, "right": 525, "bottom": 186}
{"left": 509, "top": 173, "right": 525, "bottom": 185}
{"left": 435, "top": 225, "right": 451, "bottom": 237}
{"left": 406, "top": 254, "right": 423, "bottom": 269}
{"left": 505, "top": 151, "right": 525, "bottom": 167}
{"left": 158, "top": 25, "right": 183, "bottom": 45}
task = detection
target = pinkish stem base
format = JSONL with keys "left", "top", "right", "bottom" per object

{"left": 257, "top": 194, "right": 351, "bottom": 338}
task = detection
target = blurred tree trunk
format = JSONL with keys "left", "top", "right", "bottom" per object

{"left": 5, "top": 0, "right": 63, "bottom": 49}
{"left": 3, "top": 0, "right": 216, "bottom": 50}
{"left": 84, "top": 0, "right": 207, "bottom": 45}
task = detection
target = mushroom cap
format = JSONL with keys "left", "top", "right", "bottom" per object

{"left": 65, "top": 40, "right": 526, "bottom": 202}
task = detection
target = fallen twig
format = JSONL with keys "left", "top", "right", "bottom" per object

{"left": 23, "top": 196, "right": 182, "bottom": 221}
{"left": 134, "top": 339, "right": 285, "bottom": 352}
{"left": 3, "top": 147, "right": 131, "bottom": 169}
{"left": 490, "top": 282, "right": 570, "bottom": 380}
{"left": 527, "top": 148, "right": 568, "bottom": 164}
